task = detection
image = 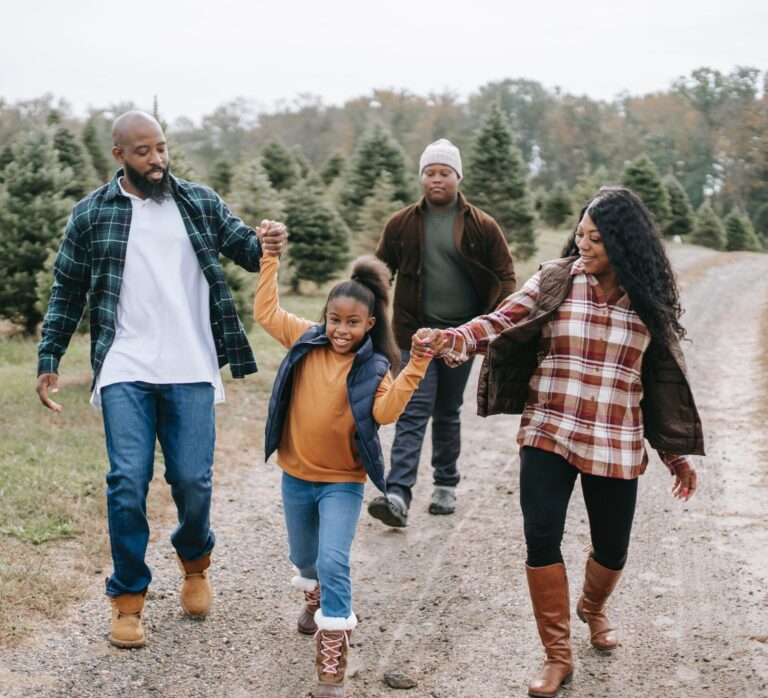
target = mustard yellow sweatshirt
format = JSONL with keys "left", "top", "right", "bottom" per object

{"left": 254, "top": 255, "right": 430, "bottom": 483}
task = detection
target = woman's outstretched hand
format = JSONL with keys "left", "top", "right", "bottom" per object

{"left": 672, "top": 468, "right": 697, "bottom": 501}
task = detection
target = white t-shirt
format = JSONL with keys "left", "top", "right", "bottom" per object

{"left": 91, "top": 180, "right": 225, "bottom": 407}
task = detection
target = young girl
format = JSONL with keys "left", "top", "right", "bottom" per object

{"left": 420, "top": 187, "right": 703, "bottom": 698}
{"left": 254, "top": 242, "right": 432, "bottom": 698}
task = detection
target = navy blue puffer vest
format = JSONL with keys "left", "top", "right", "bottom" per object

{"left": 264, "top": 324, "right": 390, "bottom": 493}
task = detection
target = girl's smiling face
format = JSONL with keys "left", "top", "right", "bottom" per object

{"left": 325, "top": 296, "right": 376, "bottom": 355}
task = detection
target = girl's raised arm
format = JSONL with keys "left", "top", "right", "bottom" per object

{"left": 253, "top": 255, "right": 314, "bottom": 349}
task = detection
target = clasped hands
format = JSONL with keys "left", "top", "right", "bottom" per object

{"left": 410, "top": 328, "right": 448, "bottom": 359}
{"left": 258, "top": 220, "right": 288, "bottom": 257}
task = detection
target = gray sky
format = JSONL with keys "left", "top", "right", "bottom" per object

{"left": 2, "top": 0, "right": 766, "bottom": 124}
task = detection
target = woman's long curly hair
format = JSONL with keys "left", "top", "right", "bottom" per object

{"left": 561, "top": 186, "right": 687, "bottom": 345}
{"left": 322, "top": 255, "right": 401, "bottom": 371}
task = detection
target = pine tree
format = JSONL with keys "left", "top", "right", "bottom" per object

{"left": 339, "top": 125, "right": 413, "bottom": 229}
{"left": 291, "top": 145, "right": 313, "bottom": 179}
{"left": 463, "top": 104, "right": 537, "bottom": 259}
{"left": 724, "top": 211, "right": 762, "bottom": 252}
{"left": 540, "top": 182, "right": 573, "bottom": 228}
{"left": 621, "top": 154, "right": 671, "bottom": 231}
{"left": 209, "top": 158, "right": 234, "bottom": 197}
{"left": 0, "top": 130, "right": 74, "bottom": 333}
{"left": 53, "top": 124, "right": 98, "bottom": 200}
{"left": 225, "top": 158, "right": 286, "bottom": 327}
{"left": 663, "top": 174, "right": 695, "bottom": 238}
{"left": 167, "top": 139, "right": 196, "bottom": 181}
{"left": 753, "top": 202, "right": 768, "bottom": 248}
{"left": 356, "top": 171, "right": 405, "bottom": 253}
{"left": 0, "top": 143, "right": 14, "bottom": 182}
{"left": 691, "top": 201, "right": 727, "bottom": 250}
{"left": 261, "top": 139, "right": 299, "bottom": 191}
{"left": 82, "top": 116, "right": 112, "bottom": 182}
{"left": 284, "top": 181, "right": 350, "bottom": 290}
{"left": 320, "top": 151, "right": 346, "bottom": 186}
{"left": 572, "top": 165, "right": 610, "bottom": 211}
{"left": 228, "top": 158, "right": 285, "bottom": 224}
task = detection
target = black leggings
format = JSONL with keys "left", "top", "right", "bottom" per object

{"left": 519, "top": 447, "right": 638, "bottom": 571}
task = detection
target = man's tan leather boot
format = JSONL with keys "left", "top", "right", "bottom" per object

{"left": 177, "top": 553, "right": 212, "bottom": 617}
{"left": 108, "top": 591, "right": 147, "bottom": 648}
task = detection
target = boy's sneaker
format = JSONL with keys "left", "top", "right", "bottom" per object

{"left": 367, "top": 493, "right": 408, "bottom": 528}
{"left": 428, "top": 486, "right": 456, "bottom": 515}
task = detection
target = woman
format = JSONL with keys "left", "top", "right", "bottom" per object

{"left": 420, "top": 187, "right": 703, "bottom": 697}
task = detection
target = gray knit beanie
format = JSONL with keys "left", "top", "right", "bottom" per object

{"left": 419, "top": 139, "right": 462, "bottom": 179}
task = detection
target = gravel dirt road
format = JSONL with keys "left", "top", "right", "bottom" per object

{"left": 2, "top": 246, "right": 767, "bottom": 697}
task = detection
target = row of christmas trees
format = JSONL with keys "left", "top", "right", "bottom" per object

{"left": 0, "top": 103, "right": 764, "bottom": 334}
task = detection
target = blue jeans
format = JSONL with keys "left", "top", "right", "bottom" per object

{"left": 387, "top": 349, "right": 474, "bottom": 507}
{"left": 101, "top": 381, "right": 216, "bottom": 596}
{"left": 281, "top": 472, "right": 364, "bottom": 619}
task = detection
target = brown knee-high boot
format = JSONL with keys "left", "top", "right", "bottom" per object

{"left": 525, "top": 563, "right": 574, "bottom": 698}
{"left": 576, "top": 556, "right": 622, "bottom": 651}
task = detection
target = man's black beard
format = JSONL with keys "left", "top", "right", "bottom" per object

{"left": 124, "top": 161, "right": 172, "bottom": 203}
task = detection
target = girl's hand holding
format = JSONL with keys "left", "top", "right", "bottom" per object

{"left": 411, "top": 329, "right": 435, "bottom": 359}
{"left": 672, "top": 468, "right": 697, "bottom": 501}
{"left": 259, "top": 219, "right": 288, "bottom": 257}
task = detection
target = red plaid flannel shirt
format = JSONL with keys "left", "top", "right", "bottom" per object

{"left": 443, "top": 259, "right": 693, "bottom": 479}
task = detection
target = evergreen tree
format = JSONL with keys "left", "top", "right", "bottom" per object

{"left": 225, "top": 158, "right": 286, "bottom": 327}
{"left": 320, "top": 151, "right": 346, "bottom": 186}
{"left": 261, "top": 139, "right": 300, "bottom": 191}
{"left": 753, "top": 202, "right": 768, "bottom": 248}
{"left": 209, "top": 158, "right": 234, "bottom": 197}
{"left": 572, "top": 165, "right": 610, "bottom": 211}
{"left": 463, "top": 104, "right": 537, "bottom": 259}
{"left": 82, "top": 116, "right": 112, "bottom": 182}
{"left": 663, "top": 174, "right": 695, "bottom": 238}
{"left": 356, "top": 171, "right": 405, "bottom": 253}
{"left": 540, "top": 182, "right": 573, "bottom": 228}
{"left": 0, "top": 143, "right": 14, "bottom": 182}
{"left": 691, "top": 201, "right": 727, "bottom": 250}
{"left": 228, "top": 158, "right": 285, "bottom": 223}
{"left": 284, "top": 180, "right": 350, "bottom": 290}
{"left": 724, "top": 210, "right": 762, "bottom": 252}
{"left": 168, "top": 145, "right": 195, "bottom": 180}
{"left": 291, "top": 144, "right": 313, "bottom": 179}
{"left": 621, "top": 154, "right": 671, "bottom": 231}
{"left": 0, "top": 130, "right": 74, "bottom": 333}
{"left": 339, "top": 124, "right": 413, "bottom": 229}
{"left": 53, "top": 124, "right": 98, "bottom": 200}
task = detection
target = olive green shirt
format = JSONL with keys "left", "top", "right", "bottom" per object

{"left": 422, "top": 207, "right": 482, "bottom": 327}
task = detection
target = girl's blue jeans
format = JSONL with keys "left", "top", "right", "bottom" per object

{"left": 281, "top": 471, "right": 364, "bottom": 619}
{"left": 101, "top": 381, "right": 216, "bottom": 596}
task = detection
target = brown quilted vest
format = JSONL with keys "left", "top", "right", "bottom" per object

{"left": 476, "top": 257, "right": 705, "bottom": 456}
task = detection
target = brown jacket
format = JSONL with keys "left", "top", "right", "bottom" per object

{"left": 375, "top": 192, "right": 516, "bottom": 348}
{"left": 476, "top": 257, "right": 705, "bottom": 456}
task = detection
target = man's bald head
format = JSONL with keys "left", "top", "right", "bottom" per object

{"left": 112, "top": 111, "right": 164, "bottom": 148}
{"left": 111, "top": 111, "right": 171, "bottom": 202}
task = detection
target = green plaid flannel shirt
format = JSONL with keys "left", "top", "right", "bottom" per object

{"left": 37, "top": 170, "right": 263, "bottom": 384}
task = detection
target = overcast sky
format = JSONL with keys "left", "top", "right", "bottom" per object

{"left": 2, "top": 0, "right": 766, "bottom": 124}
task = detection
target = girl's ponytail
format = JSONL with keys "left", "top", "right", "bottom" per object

{"left": 323, "top": 255, "right": 401, "bottom": 372}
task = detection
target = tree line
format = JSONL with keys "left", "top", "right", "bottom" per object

{"left": 0, "top": 65, "right": 766, "bottom": 333}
